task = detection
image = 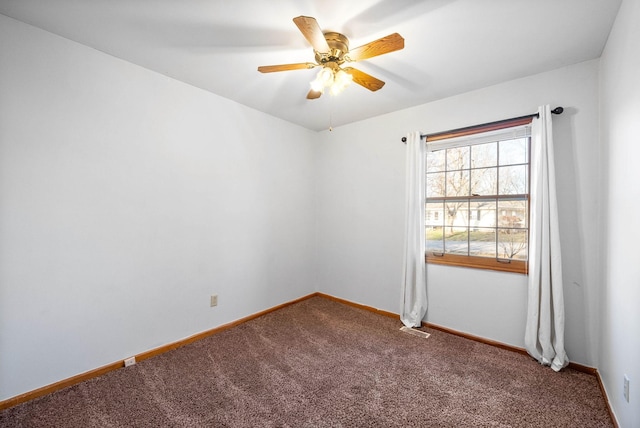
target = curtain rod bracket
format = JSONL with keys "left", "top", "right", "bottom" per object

{"left": 401, "top": 106, "right": 564, "bottom": 143}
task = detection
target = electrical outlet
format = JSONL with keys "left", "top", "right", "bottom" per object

{"left": 210, "top": 294, "right": 218, "bottom": 307}
{"left": 124, "top": 356, "right": 136, "bottom": 367}
{"left": 623, "top": 375, "right": 630, "bottom": 402}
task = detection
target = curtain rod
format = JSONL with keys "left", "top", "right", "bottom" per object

{"left": 400, "top": 106, "right": 564, "bottom": 143}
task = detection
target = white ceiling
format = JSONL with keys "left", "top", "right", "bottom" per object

{"left": 0, "top": 0, "right": 621, "bottom": 132}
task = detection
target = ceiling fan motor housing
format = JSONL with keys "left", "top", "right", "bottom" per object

{"left": 315, "top": 32, "right": 349, "bottom": 66}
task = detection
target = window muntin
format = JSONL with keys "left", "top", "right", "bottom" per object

{"left": 425, "top": 127, "right": 530, "bottom": 274}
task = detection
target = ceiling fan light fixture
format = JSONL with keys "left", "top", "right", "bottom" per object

{"left": 329, "top": 69, "right": 353, "bottom": 95}
{"left": 310, "top": 66, "right": 353, "bottom": 96}
{"left": 318, "top": 67, "right": 335, "bottom": 85}
{"left": 310, "top": 78, "right": 324, "bottom": 93}
{"left": 336, "top": 69, "right": 353, "bottom": 85}
{"left": 329, "top": 84, "right": 342, "bottom": 96}
{"left": 310, "top": 67, "right": 329, "bottom": 92}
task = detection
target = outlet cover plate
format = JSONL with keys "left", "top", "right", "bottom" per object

{"left": 624, "top": 374, "right": 630, "bottom": 402}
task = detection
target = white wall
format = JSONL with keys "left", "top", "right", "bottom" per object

{"left": 599, "top": 0, "right": 640, "bottom": 425}
{"left": 0, "top": 15, "right": 317, "bottom": 401}
{"left": 2, "top": 6, "right": 631, "bottom": 416}
{"left": 316, "top": 60, "right": 602, "bottom": 366}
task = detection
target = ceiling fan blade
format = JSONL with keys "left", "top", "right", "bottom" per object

{"left": 293, "top": 16, "right": 330, "bottom": 53}
{"left": 306, "top": 89, "right": 322, "bottom": 100}
{"left": 347, "top": 33, "right": 404, "bottom": 62}
{"left": 343, "top": 67, "right": 385, "bottom": 91}
{"left": 258, "top": 63, "right": 317, "bottom": 73}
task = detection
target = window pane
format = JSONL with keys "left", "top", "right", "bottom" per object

{"left": 426, "top": 172, "right": 445, "bottom": 197}
{"left": 444, "top": 201, "right": 469, "bottom": 254}
{"left": 498, "top": 200, "right": 528, "bottom": 228}
{"left": 470, "top": 167, "right": 497, "bottom": 196}
{"left": 446, "top": 170, "right": 470, "bottom": 197}
{"left": 445, "top": 201, "right": 468, "bottom": 228}
{"left": 426, "top": 226, "right": 444, "bottom": 254}
{"left": 499, "top": 138, "right": 528, "bottom": 166}
{"left": 445, "top": 226, "right": 468, "bottom": 255}
{"left": 498, "top": 165, "right": 527, "bottom": 195}
{"left": 471, "top": 142, "right": 497, "bottom": 168}
{"left": 498, "top": 228, "right": 528, "bottom": 260}
{"left": 427, "top": 150, "right": 445, "bottom": 172}
{"left": 446, "top": 146, "right": 469, "bottom": 171}
{"left": 470, "top": 200, "right": 496, "bottom": 228}
{"left": 426, "top": 202, "right": 444, "bottom": 227}
{"left": 469, "top": 228, "right": 496, "bottom": 258}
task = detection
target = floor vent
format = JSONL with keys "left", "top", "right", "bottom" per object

{"left": 399, "top": 326, "right": 430, "bottom": 339}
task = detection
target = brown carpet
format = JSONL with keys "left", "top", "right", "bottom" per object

{"left": 0, "top": 296, "right": 613, "bottom": 427}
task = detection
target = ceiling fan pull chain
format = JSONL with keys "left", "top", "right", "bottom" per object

{"left": 329, "top": 97, "right": 333, "bottom": 132}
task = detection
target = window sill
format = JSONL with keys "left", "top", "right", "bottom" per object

{"left": 425, "top": 253, "right": 527, "bottom": 274}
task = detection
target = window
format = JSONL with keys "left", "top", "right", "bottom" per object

{"left": 425, "top": 120, "right": 531, "bottom": 274}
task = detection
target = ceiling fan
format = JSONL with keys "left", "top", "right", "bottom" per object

{"left": 257, "top": 16, "right": 404, "bottom": 99}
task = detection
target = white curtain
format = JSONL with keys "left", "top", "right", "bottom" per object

{"left": 524, "top": 105, "right": 569, "bottom": 371}
{"left": 401, "top": 132, "right": 428, "bottom": 328}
